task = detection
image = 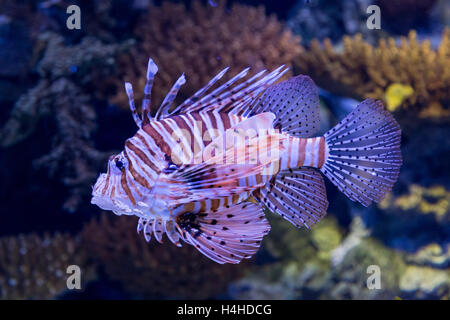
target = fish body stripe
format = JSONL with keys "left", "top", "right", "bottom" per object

{"left": 280, "top": 136, "right": 326, "bottom": 170}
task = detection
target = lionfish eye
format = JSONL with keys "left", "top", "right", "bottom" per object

{"left": 113, "top": 156, "right": 127, "bottom": 171}
{"left": 163, "top": 162, "right": 179, "bottom": 174}
{"left": 115, "top": 160, "right": 124, "bottom": 170}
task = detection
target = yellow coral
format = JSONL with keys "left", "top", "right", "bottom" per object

{"left": 385, "top": 83, "right": 414, "bottom": 111}
{"left": 380, "top": 184, "right": 450, "bottom": 220}
{"left": 294, "top": 29, "right": 450, "bottom": 117}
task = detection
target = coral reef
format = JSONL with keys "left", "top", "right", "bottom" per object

{"left": 229, "top": 214, "right": 449, "bottom": 300}
{"left": 0, "top": 32, "right": 132, "bottom": 212}
{"left": 407, "top": 243, "right": 450, "bottom": 269}
{"left": 0, "top": 0, "right": 449, "bottom": 301}
{"left": 379, "top": 184, "right": 450, "bottom": 222}
{"left": 82, "top": 213, "right": 252, "bottom": 299}
{"left": 0, "top": 232, "right": 94, "bottom": 300}
{"left": 399, "top": 265, "right": 449, "bottom": 299}
{"left": 294, "top": 28, "right": 450, "bottom": 117}
{"left": 287, "top": 0, "right": 384, "bottom": 45}
{"left": 101, "top": 0, "right": 302, "bottom": 112}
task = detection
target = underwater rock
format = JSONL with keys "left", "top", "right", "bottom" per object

{"left": 379, "top": 185, "right": 450, "bottom": 223}
{"left": 0, "top": 32, "right": 133, "bottom": 212}
{"left": 324, "top": 237, "right": 405, "bottom": 299}
{"left": 82, "top": 214, "right": 251, "bottom": 299}
{"left": 330, "top": 216, "right": 370, "bottom": 267}
{"left": 229, "top": 215, "right": 421, "bottom": 300}
{"left": 36, "top": 32, "right": 133, "bottom": 85}
{"left": 0, "top": 232, "right": 95, "bottom": 300}
{"left": 407, "top": 243, "right": 450, "bottom": 269}
{"left": 399, "top": 265, "right": 449, "bottom": 299}
{"left": 228, "top": 215, "right": 344, "bottom": 299}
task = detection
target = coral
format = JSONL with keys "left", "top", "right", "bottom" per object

{"left": 0, "top": 32, "right": 131, "bottom": 212}
{"left": 228, "top": 214, "right": 345, "bottom": 299}
{"left": 0, "top": 232, "right": 95, "bottom": 300}
{"left": 379, "top": 184, "right": 450, "bottom": 222}
{"left": 399, "top": 265, "right": 449, "bottom": 299}
{"left": 101, "top": 0, "right": 301, "bottom": 112}
{"left": 230, "top": 213, "right": 449, "bottom": 300}
{"left": 287, "top": 0, "right": 384, "bottom": 45}
{"left": 82, "top": 213, "right": 251, "bottom": 299}
{"left": 407, "top": 243, "right": 450, "bottom": 269}
{"left": 294, "top": 28, "right": 450, "bottom": 117}
{"left": 324, "top": 237, "right": 406, "bottom": 299}
{"left": 384, "top": 83, "right": 414, "bottom": 111}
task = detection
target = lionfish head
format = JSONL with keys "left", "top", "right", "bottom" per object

{"left": 91, "top": 152, "right": 137, "bottom": 216}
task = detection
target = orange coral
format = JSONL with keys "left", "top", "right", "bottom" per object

{"left": 82, "top": 213, "right": 252, "bottom": 299}
{"left": 101, "top": 0, "right": 301, "bottom": 112}
{"left": 294, "top": 28, "right": 450, "bottom": 117}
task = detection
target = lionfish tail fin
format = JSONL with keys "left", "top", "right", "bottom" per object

{"left": 321, "top": 99, "right": 402, "bottom": 207}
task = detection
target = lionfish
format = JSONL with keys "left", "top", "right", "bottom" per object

{"left": 91, "top": 58, "right": 402, "bottom": 264}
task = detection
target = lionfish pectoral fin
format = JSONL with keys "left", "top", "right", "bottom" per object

{"left": 177, "top": 202, "right": 270, "bottom": 264}
{"left": 167, "top": 162, "right": 264, "bottom": 198}
{"left": 243, "top": 75, "right": 321, "bottom": 137}
{"left": 258, "top": 167, "right": 328, "bottom": 229}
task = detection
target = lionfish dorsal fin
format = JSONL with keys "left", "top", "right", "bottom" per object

{"left": 243, "top": 75, "right": 321, "bottom": 137}
{"left": 124, "top": 58, "right": 158, "bottom": 127}
{"left": 155, "top": 73, "right": 186, "bottom": 119}
{"left": 163, "top": 65, "right": 288, "bottom": 118}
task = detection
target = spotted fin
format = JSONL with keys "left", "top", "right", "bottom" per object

{"left": 176, "top": 202, "right": 270, "bottom": 264}
{"left": 258, "top": 167, "right": 328, "bottom": 228}
{"left": 243, "top": 75, "right": 321, "bottom": 137}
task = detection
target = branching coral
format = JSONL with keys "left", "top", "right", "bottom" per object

{"left": 101, "top": 0, "right": 302, "bottom": 112}
{"left": 294, "top": 28, "right": 450, "bottom": 117}
{"left": 82, "top": 214, "right": 252, "bottom": 299}
{"left": 0, "top": 232, "right": 94, "bottom": 300}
